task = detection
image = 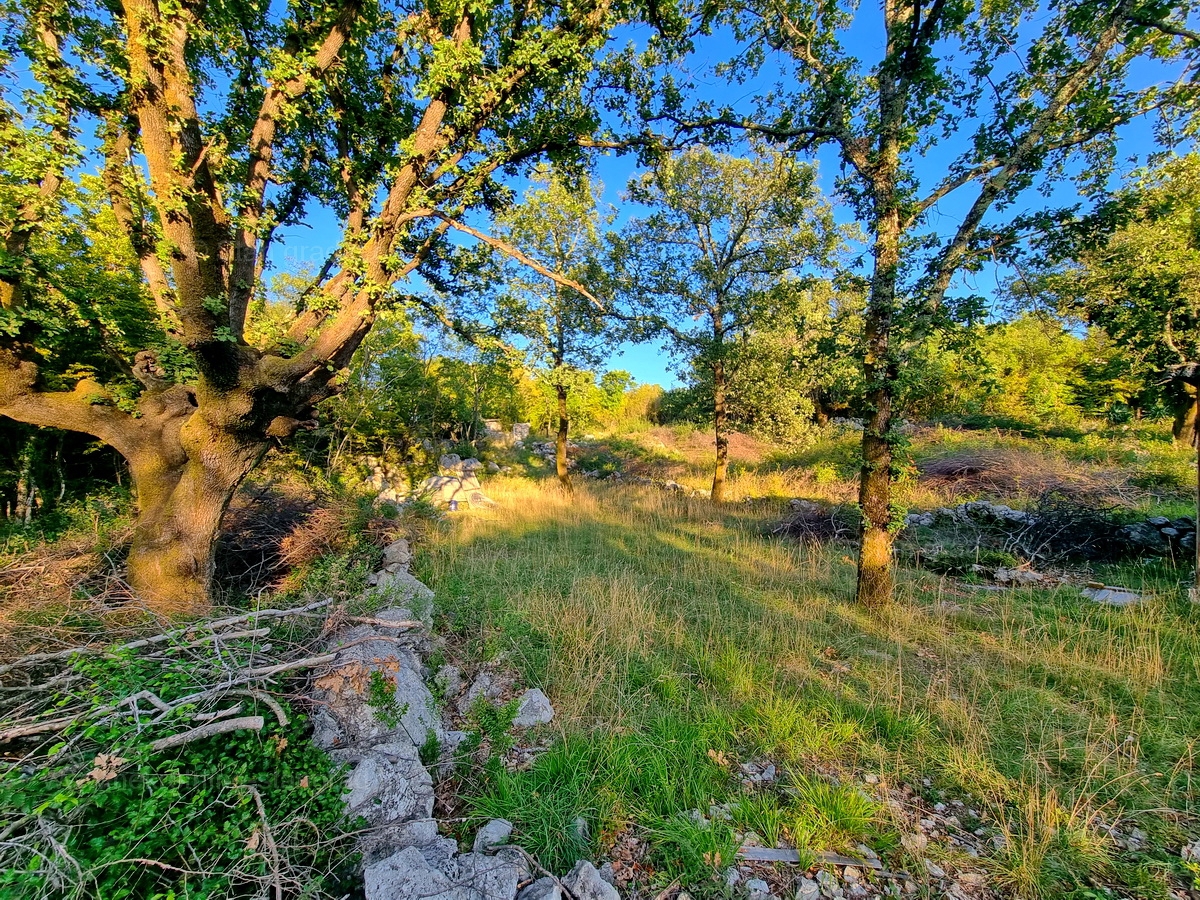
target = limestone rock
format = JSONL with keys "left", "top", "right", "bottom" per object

{"left": 1082, "top": 585, "right": 1144, "bottom": 607}
{"left": 796, "top": 877, "right": 821, "bottom": 900}
{"left": 329, "top": 622, "right": 421, "bottom": 670}
{"left": 1118, "top": 521, "right": 1169, "bottom": 553}
{"left": 598, "top": 862, "right": 616, "bottom": 886}
{"left": 312, "top": 640, "right": 426, "bottom": 748}
{"left": 1182, "top": 838, "right": 1200, "bottom": 862}
{"left": 419, "top": 836, "right": 461, "bottom": 869}
{"left": 436, "top": 664, "right": 463, "bottom": 698}
{"left": 457, "top": 671, "right": 505, "bottom": 714}
{"left": 562, "top": 861, "right": 619, "bottom": 900}
{"left": 455, "top": 849, "right": 526, "bottom": 898}
{"left": 746, "top": 877, "right": 772, "bottom": 899}
{"left": 369, "top": 571, "right": 435, "bottom": 619}
{"left": 512, "top": 688, "right": 554, "bottom": 727}
{"left": 473, "top": 818, "right": 514, "bottom": 854}
{"left": 993, "top": 567, "right": 1045, "bottom": 586}
{"left": 418, "top": 474, "right": 493, "bottom": 507}
{"left": 391, "top": 662, "right": 445, "bottom": 746}
{"left": 358, "top": 817, "right": 441, "bottom": 867}
{"left": 364, "top": 845, "right": 523, "bottom": 900}
{"left": 342, "top": 741, "right": 434, "bottom": 826}
{"left": 382, "top": 538, "right": 412, "bottom": 571}
{"left": 815, "top": 870, "right": 839, "bottom": 897}
{"left": 519, "top": 877, "right": 563, "bottom": 900}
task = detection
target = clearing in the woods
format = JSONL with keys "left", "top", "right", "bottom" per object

{"left": 420, "top": 423, "right": 1198, "bottom": 897}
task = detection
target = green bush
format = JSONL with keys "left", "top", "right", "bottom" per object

{"left": 0, "top": 651, "right": 356, "bottom": 900}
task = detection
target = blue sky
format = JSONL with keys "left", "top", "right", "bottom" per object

{"left": 266, "top": 8, "right": 1187, "bottom": 391}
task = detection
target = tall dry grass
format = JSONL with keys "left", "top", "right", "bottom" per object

{"left": 423, "top": 473, "right": 1199, "bottom": 896}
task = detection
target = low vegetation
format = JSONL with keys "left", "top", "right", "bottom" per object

{"left": 417, "top": 422, "right": 1198, "bottom": 899}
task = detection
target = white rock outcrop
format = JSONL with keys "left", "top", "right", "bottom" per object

{"left": 310, "top": 554, "right": 615, "bottom": 900}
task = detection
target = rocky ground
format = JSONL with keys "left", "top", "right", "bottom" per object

{"left": 308, "top": 534, "right": 623, "bottom": 900}
{"left": 309, "top": 528, "right": 1121, "bottom": 900}
{"left": 330, "top": 438, "right": 1197, "bottom": 900}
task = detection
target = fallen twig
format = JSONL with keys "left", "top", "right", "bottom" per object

{"left": 509, "top": 846, "right": 579, "bottom": 900}
{"left": 149, "top": 716, "right": 265, "bottom": 752}
{"left": 242, "top": 785, "right": 284, "bottom": 900}
{"left": 0, "top": 599, "right": 334, "bottom": 675}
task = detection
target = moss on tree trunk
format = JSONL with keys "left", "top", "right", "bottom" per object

{"left": 555, "top": 382, "right": 572, "bottom": 492}
{"left": 712, "top": 359, "right": 728, "bottom": 504}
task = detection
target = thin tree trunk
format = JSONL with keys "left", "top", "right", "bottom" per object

{"left": 16, "top": 436, "right": 36, "bottom": 525}
{"left": 854, "top": 0, "right": 907, "bottom": 610}
{"left": 555, "top": 381, "right": 572, "bottom": 492}
{"left": 712, "top": 359, "right": 728, "bottom": 503}
{"left": 54, "top": 434, "right": 66, "bottom": 503}
{"left": 855, "top": 197, "right": 901, "bottom": 609}
{"left": 1193, "top": 414, "right": 1199, "bottom": 603}
{"left": 1173, "top": 382, "right": 1197, "bottom": 446}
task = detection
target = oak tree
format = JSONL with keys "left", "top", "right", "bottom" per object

{"left": 1036, "top": 154, "right": 1200, "bottom": 446}
{"left": 0, "top": 0, "right": 660, "bottom": 613}
{"left": 679, "top": 0, "right": 1198, "bottom": 605}
{"left": 489, "top": 168, "right": 614, "bottom": 490}
{"left": 613, "top": 146, "right": 837, "bottom": 501}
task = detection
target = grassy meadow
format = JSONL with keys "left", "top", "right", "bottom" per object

{"left": 421, "top": 422, "right": 1200, "bottom": 899}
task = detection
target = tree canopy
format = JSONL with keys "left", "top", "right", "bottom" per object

{"left": 613, "top": 146, "right": 839, "bottom": 499}
{"left": 638, "top": 0, "right": 1200, "bottom": 605}
{"left": 1032, "top": 153, "right": 1200, "bottom": 445}
{"left": 0, "top": 0, "right": 680, "bottom": 611}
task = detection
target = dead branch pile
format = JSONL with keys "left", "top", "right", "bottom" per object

{"left": 0, "top": 526, "right": 141, "bottom": 661}
{"left": 0, "top": 598, "right": 421, "bottom": 898}
{"left": 918, "top": 450, "right": 1130, "bottom": 503}
{"left": 1013, "top": 493, "right": 1126, "bottom": 562}
{"left": 0, "top": 598, "right": 419, "bottom": 748}
{"left": 771, "top": 501, "right": 859, "bottom": 543}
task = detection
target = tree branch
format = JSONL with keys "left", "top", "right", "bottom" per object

{"left": 229, "top": 0, "right": 364, "bottom": 341}
{"left": 920, "top": 6, "right": 1133, "bottom": 325}
{"left": 0, "top": 348, "right": 143, "bottom": 460}
{"left": 101, "top": 114, "right": 176, "bottom": 318}
{"left": 120, "top": 0, "right": 230, "bottom": 345}
{"left": 1, "top": 20, "right": 73, "bottom": 310}
{"left": 430, "top": 213, "right": 607, "bottom": 311}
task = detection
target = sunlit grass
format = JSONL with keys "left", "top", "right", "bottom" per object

{"left": 421, "top": 473, "right": 1200, "bottom": 896}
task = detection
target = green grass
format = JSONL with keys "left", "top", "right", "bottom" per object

{"left": 423, "top": 473, "right": 1200, "bottom": 898}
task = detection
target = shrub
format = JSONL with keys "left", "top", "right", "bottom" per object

{"left": 0, "top": 650, "right": 356, "bottom": 900}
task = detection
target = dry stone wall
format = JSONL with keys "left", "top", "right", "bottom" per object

{"left": 308, "top": 538, "right": 620, "bottom": 900}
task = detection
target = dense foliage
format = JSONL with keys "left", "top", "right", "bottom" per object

{"left": 1, "top": 652, "right": 355, "bottom": 899}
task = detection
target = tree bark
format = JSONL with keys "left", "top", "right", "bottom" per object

{"left": 1172, "top": 381, "right": 1197, "bottom": 446}
{"left": 856, "top": 275, "right": 898, "bottom": 609}
{"left": 0, "top": 347, "right": 282, "bottom": 616}
{"left": 1193, "top": 423, "right": 1199, "bottom": 603}
{"left": 712, "top": 358, "right": 728, "bottom": 503}
{"left": 852, "top": 0, "right": 908, "bottom": 610}
{"left": 126, "top": 417, "right": 266, "bottom": 617}
{"left": 555, "top": 381, "right": 572, "bottom": 492}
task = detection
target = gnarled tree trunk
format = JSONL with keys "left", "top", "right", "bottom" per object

{"left": 0, "top": 347, "right": 301, "bottom": 617}
{"left": 126, "top": 414, "right": 267, "bottom": 616}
